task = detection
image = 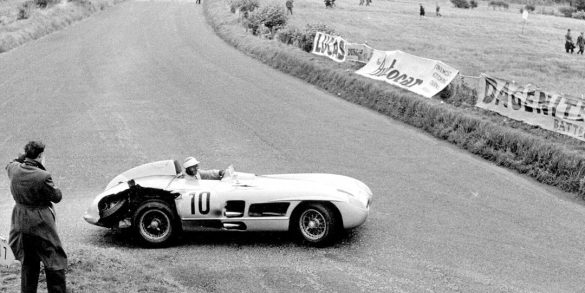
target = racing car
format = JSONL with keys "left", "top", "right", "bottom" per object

{"left": 83, "top": 160, "right": 372, "bottom": 247}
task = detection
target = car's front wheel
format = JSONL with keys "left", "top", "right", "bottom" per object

{"left": 133, "top": 200, "right": 178, "bottom": 248}
{"left": 293, "top": 203, "right": 340, "bottom": 246}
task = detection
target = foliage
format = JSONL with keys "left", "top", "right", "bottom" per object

{"left": 228, "top": 0, "right": 259, "bottom": 14}
{"left": 276, "top": 23, "right": 338, "bottom": 52}
{"left": 470, "top": 0, "right": 477, "bottom": 8}
{"left": 575, "top": 0, "right": 585, "bottom": 12}
{"left": 488, "top": 0, "right": 509, "bottom": 9}
{"left": 559, "top": 6, "right": 577, "bottom": 17}
{"left": 247, "top": 2, "right": 287, "bottom": 35}
{"left": 17, "top": 0, "right": 33, "bottom": 19}
{"left": 524, "top": 4, "right": 535, "bottom": 11}
{"left": 572, "top": 10, "right": 585, "bottom": 19}
{"left": 450, "top": 0, "right": 470, "bottom": 9}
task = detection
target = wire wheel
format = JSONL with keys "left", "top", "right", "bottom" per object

{"left": 139, "top": 210, "right": 171, "bottom": 242}
{"left": 133, "top": 200, "right": 177, "bottom": 247}
{"left": 299, "top": 208, "right": 328, "bottom": 241}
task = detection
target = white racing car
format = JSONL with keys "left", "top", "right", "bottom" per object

{"left": 83, "top": 160, "right": 372, "bottom": 247}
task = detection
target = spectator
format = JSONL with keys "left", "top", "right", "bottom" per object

{"left": 436, "top": 3, "right": 441, "bottom": 16}
{"left": 359, "top": 0, "right": 364, "bottom": 5}
{"left": 7, "top": 141, "right": 67, "bottom": 293}
{"left": 578, "top": 32, "right": 585, "bottom": 54}
{"left": 325, "top": 0, "right": 332, "bottom": 8}
{"left": 365, "top": 0, "right": 371, "bottom": 6}
{"left": 566, "top": 29, "right": 575, "bottom": 53}
{"left": 420, "top": 3, "right": 425, "bottom": 18}
{"left": 286, "top": 0, "right": 293, "bottom": 14}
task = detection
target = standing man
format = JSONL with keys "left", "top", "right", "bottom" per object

{"left": 577, "top": 32, "right": 585, "bottom": 54}
{"left": 566, "top": 29, "right": 575, "bottom": 53}
{"left": 196, "top": 0, "right": 200, "bottom": 4}
{"left": 419, "top": 3, "right": 425, "bottom": 18}
{"left": 7, "top": 141, "right": 67, "bottom": 293}
{"left": 285, "top": 0, "right": 293, "bottom": 15}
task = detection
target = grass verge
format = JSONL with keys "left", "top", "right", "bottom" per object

{"left": 204, "top": 0, "right": 585, "bottom": 199}
{"left": 0, "top": 244, "right": 186, "bottom": 292}
{"left": 0, "top": 0, "right": 125, "bottom": 53}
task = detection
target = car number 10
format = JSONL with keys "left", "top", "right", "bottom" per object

{"left": 190, "top": 191, "right": 211, "bottom": 215}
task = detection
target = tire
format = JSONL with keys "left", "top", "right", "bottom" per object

{"left": 132, "top": 200, "right": 178, "bottom": 248}
{"left": 292, "top": 203, "right": 339, "bottom": 246}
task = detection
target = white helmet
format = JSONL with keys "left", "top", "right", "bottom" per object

{"left": 183, "top": 157, "right": 200, "bottom": 169}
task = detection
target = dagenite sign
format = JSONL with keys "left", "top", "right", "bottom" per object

{"left": 477, "top": 74, "right": 585, "bottom": 142}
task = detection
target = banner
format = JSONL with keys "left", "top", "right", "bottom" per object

{"left": 477, "top": 74, "right": 585, "bottom": 141}
{"left": 311, "top": 32, "right": 347, "bottom": 63}
{"left": 346, "top": 43, "right": 374, "bottom": 63}
{"left": 355, "top": 50, "right": 459, "bottom": 98}
{"left": 0, "top": 235, "right": 15, "bottom": 266}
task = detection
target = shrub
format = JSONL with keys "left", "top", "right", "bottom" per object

{"left": 276, "top": 25, "right": 304, "bottom": 45}
{"left": 559, "top": 6, "right": 577, "bottom": 17}
{"left": 525, "top": 4, "right": 535, "bottom": 11}
{"left": 576, "top": 0, "right": 585, "bottom": 11}
{"left": 470, "top": 0, "right": 477, "bottom": 8}
{"left": 228, "top": 0, "right": 259, "bottom": 14}
{"left": 572, "top": 10, "right": 585, "bottom": 19}
{"left": 17, "top": 0, "right": 34, "bottom": 19}
{"left": 489, "top": 0, "right": 509, "bottom": 9}
{"left": 298, "top": 23, "right": 336, "bottom": 52}
{"left": 247, "top": 2, "right": 287, "bottom": 35}
{"left": 450, "top": 0, "right": 470, "bottom": 8}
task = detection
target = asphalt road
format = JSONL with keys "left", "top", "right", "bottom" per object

{"left": 2, "top": 1, "right": 585, "bottom": 292}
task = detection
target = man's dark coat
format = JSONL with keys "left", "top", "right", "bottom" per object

{"left": 6, "top": 158, "right": 67, "bottom": 270}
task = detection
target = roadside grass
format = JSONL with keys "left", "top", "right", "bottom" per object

{"left": 282, "top": 0, "right": 585, "bottom": 98}
{"left": 204, "top": 0, "right": 585, "bottom": 198}
{"left": 0, "top": 0, "right": 125, "bottom": 53}
{"left": 0, "top": 243, "right": 187, "bottom": 292}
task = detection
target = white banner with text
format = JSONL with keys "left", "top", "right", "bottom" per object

{"left": 477, "top": 74, "right": 585, "bottom": 141}
{"left": 346, "top": 43, "right": 374, "bottom": 63}
{"left": 355, "top": 50, "right": 459, "bottom": 98}
{"left": 311, "top": 32, "right": 347, "bottom": 63}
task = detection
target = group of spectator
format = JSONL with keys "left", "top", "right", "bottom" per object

{"left": 565, "top": 29, "right": 585, "bottom": 54}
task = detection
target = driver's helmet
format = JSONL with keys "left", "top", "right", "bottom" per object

{"left": 183, "top": 157, "right": 200, "bottom": 169}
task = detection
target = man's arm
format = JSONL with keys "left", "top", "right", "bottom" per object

{"left": 199, "top": 169, "right": 224, "bottom": 180}
{"left": 43, "top": 175, "right": 63, "bottom": 203}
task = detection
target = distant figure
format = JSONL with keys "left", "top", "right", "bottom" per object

{"left": 359, "top": 0, "right": 364, "bottom": 5}
{"left": 578, "top": 32, "right": 585, "bottom": 54}
{"left": 436, "top": 3, "right": 441, "bottom": 16}
{"left": 196, "top": 0, "right": 200, "bottom": 4}
{"left": 286, "top": 0, "right": 293, "bottom": 14}
{"left": 420, "top": 4, "right": 425, "bottom": 18}
{"left": 566, "top": 29, "right": 575, "bottom": 53}
{"left": 365, "top": 0, "right": 371, "bottom": 6}
{"left": 325, "top": 0, "right": 332, "bottom": 7}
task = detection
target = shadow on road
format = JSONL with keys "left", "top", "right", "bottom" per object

{"left": 84, "top": 227, "right": 365, "bottom": 249}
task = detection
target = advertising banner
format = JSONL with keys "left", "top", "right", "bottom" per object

{"left": 477, "top": 74, "right": 585, "bottom": 142}
{"left": 355, "top": 50, "right": 459, "bottom": 98}
{"left": 0, "top": 235, "right": 15, "bottom": 266}
{"left": 346, "top": 43, "right": 374, "bottom": 63}
{"left": 311, "top": 32, "right": 347, "bottom": 63}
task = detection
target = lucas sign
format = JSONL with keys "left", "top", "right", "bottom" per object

{"left": 311, "top": 32, "right": 347, "bottom": 63}
{"left": 477, "top": 74, "right": 585, "bottom": 142}
{"left": 355, "top": 50, "right": 459, "bottom": 98}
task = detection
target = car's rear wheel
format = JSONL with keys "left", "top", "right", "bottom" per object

{"left": 133, "top": 200, "right": 178, "bottom": 248}
{"left": 292, "top": 203, "right": 339, "bottom": 246}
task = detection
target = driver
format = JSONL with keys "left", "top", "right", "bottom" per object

{"left": 182, "top": 157, "right": 224, "bottom": 180}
